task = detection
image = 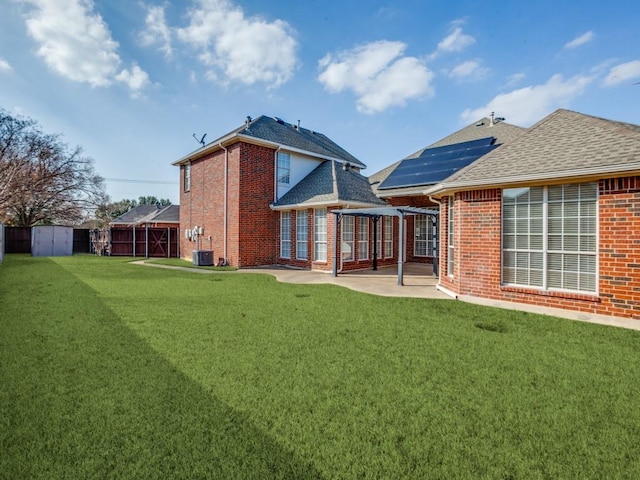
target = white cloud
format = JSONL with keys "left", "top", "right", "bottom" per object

{"left": 564, "top": 31, "right": 594, "bottom": 49}
{"left": 429, "top": 24, "right": 475, "bottom": 59}
{"left": 176, "top": 0, "right": 297, "bottom": 88}
{"left": 603, "top": 60, "right": 640, "bottom": 86}
{"left": 318, "top": 40, "right": 434, "bottom": 114}
{"left": 461, "top": 74, "right": 593, "bottom": 126}
{"left": 505, "top": 72, "right": 525, "bottom": 87}
{"left": 0, "top": 58, "right": 11, "bottom": 72}
{"left": 448, "top": 59, "right": 489, "bottom": 80}
{"left": 115, "top": 63, "right": 150, "bottom": 97}
{"left": 139, "top": 4, "right": 173, "bottom": 59}
{"left": 21, "top": 0, "right": 149, "bottom": 94}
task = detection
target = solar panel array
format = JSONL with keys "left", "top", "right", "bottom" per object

{"left": 378, "top": 137, "right": 498, "bottom": 190}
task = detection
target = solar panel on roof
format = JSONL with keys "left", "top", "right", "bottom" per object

{"left": 378, "top": 137, "right": 497, "bottom": 190}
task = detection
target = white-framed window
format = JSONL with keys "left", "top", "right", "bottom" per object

{"left": 447, "top": 196, "right": 454, "bottom": 276}
{"left": 342, "top": 216, "right": 354, "bottom": 262}
{"left": 375, "top": 218, "right": 382, "bottom": 260}
{"left": 184, "top": 163, "right": 191, "bottom": 192}
{"left": 280, "top": 211, "right": 291, "bottom": 259}
{"left": 414, "top": 215, "right": 433, "bottom": 257}
{"left": 384, "top": 216, "right": 393, "bottom": 258}
{"left": 296, "top": 210, "right": 308, "bottom": 260}
{"left": 358, "top": 217, "right": 369, "bottom": 260}
{"left": 502, "top": 182, "right": 597, "bottom": 293}
{"left": 314, "top": 208, "right": 327, "bottom": 262}
{"left": 277, "top": 152, "right": 290, "bottom": 184}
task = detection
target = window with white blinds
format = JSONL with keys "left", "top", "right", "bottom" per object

{"left": 384, "top": 216, "right": 393, "bottom": 258}
{"left": 280, "top": 211, "right": 291, "bottom": 259}
{"left": 357, "top": 218, "right": 369, "bottom": 260}
{"left": 342, "top": 216, "right": 354, "bottom": 262}
{"left": 502, "top": 183, "right": 597, "bottom": 293}
{"left": 314, "top": 209, "right": 327, "bottom": 262}
{"left": 296, "top": 210, "right": 308, "bottom": 260}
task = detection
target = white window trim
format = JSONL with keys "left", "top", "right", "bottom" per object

{"left": 358, "top": 218, "right": 369, "bottom": 260}
{"left": 314, "top": 208, "right": 327, "bottom": 262}
{"left": 280, "top": 211, "right": 291, "bottom": 259}
{"left": 342, "top": 216, "right": 354, "bottom": 262}
{"left": 384, "top": 216, "right": 393, "bottom": 258}
{"left": 296, "top": 210, "right": 308, "bottom": 260}
{"left": 502, "top": 183, "right": 598, "bottom": 294}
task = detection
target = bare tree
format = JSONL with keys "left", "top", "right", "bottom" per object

{"left": 0, "top": 109, "right": 106, "bottom": 226}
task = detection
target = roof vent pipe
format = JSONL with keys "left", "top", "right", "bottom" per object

{"left": 342, "top": 162, "right": 351, "bottom": 171}
{"left": 245, "top": 116, "right": 252, "bottom": 128}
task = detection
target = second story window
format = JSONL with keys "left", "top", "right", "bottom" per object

{"left": 184, "top": 163, "right": 191, "bottom": 192}
{"left": 277, "top": 152, "right": 290, "bottom": 184}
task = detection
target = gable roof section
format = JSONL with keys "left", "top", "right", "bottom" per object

{"left": 271, "top": 161, "right": 386, "bottom": 209}
{"left": 427, "top": 109, "right": 640, "bottom": 196}
{"left": 173, "top": 115, "right": 365, "bottom": 168}
{"left": 371, "top": 117, "right": 526, "bottom": 197}
{"left": 111, "top": 204, "right": 180, "bottom": 225}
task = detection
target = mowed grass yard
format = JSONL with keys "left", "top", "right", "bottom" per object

{"left": 1, "top": 255, "right": 639, "bottom": 479}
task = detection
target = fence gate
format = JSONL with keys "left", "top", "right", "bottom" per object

{"left": 109, "top": 227, "right": 178, "bottom": 257}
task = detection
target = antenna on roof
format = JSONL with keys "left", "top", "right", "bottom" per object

{"left": 192, "top": 133, "right": 206, "bottom": 146}
{"left": 489, "top": 112, "right": 505, "bottom": 126}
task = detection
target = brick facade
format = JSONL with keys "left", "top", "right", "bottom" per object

{"left": 440, "top": 178, "right": 640, "bottom": 320}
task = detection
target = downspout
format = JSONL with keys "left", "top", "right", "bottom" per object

{"left": 274, "top": 146, "right": 282, "bottom": 203}
{"left": 429, "top": 195, "right": 441, "bottom": 277}
{"left": 219, "top": 142, "right": 228, "bottom": 263}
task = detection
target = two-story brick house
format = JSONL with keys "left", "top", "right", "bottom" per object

{"left": 173, "top": 115, "right": 385, "bottom": 268}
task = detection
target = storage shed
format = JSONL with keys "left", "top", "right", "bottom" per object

{"left": 31, "top": 226, "right": 74, "bottom": 257}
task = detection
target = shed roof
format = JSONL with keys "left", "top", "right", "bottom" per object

{"left": 427, "top": 109, "right": 640, "bottom": 196}
{"left": 111, "top": 204, "right": 180, "bottom": 225}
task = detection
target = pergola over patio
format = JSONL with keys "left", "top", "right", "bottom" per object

{"left": 331, "top": 206, "right": 439, "bottom": 286}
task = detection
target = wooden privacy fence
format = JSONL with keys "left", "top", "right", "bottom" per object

{"left": 109, "top": 227, "right": 179, "bottom": 257}
{"left": 3, "top": 227, "right": 177, "bottom": 258}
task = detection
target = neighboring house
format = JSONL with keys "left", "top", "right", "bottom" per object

{"left": 173, "top": 115, "right": 384, "bottom": 269}
{"left": 427, "top": 109, "right": 640, "bottom": 320}
{"left": 109, "top": 204, "right": 180, "bottom": 258}
{"left": 369, "top": 115, "right": 526, "bottom": 264}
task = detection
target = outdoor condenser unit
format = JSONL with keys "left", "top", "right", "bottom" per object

{"left": 192, "top": 249, "right": 214, "bottom": 266}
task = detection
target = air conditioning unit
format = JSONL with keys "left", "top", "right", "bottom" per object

{"left": 192, "top": 249, "right": 213, "bottom": 266}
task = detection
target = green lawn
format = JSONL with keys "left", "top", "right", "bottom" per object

{"left": 1, "top": 255, "right": 639, "bottom": 479}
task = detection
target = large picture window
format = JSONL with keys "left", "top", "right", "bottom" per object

{"left": 296, "top": 210, "right": 308, "bottom": 260}
{"left": 502, "top": 183, "right": 597, "bottom": 293}
{"left": 314, "top": 208, "right": 327, "bottom": 262}
{"left": 280, "top": 211, "right": 291, "bottom": 259}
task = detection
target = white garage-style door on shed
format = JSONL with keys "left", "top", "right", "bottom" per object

{"left": 31, "top": 226, "right": 74, "bottom": 257}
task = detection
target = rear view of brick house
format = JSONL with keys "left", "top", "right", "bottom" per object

{"left": 173, "top": 115, "right": 382, "bottom": 268}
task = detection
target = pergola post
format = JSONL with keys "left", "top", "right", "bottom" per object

{"left": 397, "top": 212, "right": 404, "bottom": 286}
{"left": 332, "top": 212, "right": 340, "bottom": 277}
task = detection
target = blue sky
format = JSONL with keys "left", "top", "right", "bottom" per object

{"left": 1, "top": 0, "right": 639, "bottom": 204}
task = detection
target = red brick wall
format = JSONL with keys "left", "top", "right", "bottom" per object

{"left": 442, "top": 179, "right": 640, "bottom": 320}
{"left": 179, "top": 142, "right": 277, "bottom": 267}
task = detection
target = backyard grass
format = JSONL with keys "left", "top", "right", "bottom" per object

{"left": 1, "top": 254, "right": 639, "bottom": 479}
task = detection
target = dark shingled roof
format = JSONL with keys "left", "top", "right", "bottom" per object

{"left": 111, "top": 204, "right": 179, "bottom": 225}
{"left": 371, "top": 117, "right": 526, "bottom": 197}
{"left": 427, "top": 109, "right": 640, "bottom": 195}
{"left": 272, "top": 161, "right": 386, "bottom": 208}
{"left": 175, "top": 115, "right": 365, "bottom": 168}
